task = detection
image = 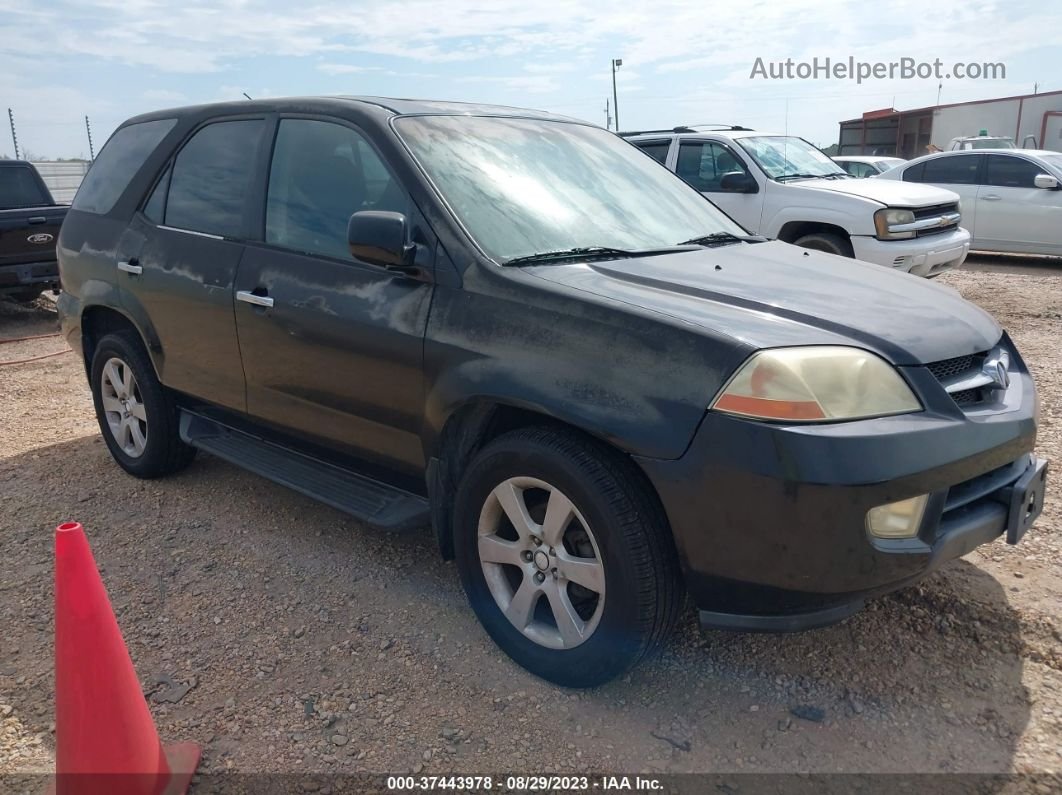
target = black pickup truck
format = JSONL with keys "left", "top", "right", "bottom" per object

{"left": 0, "top": 160, "right": 67, "bottom": 302}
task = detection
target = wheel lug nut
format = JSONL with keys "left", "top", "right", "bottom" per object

{"left": 532, "top": 536, "right": 542, "bottom": 546}
{"left": 522, "top": 551, "right": 533, "bottom": 562}
{"left": 533, "top": 572, "right": 545, "bottom": 584}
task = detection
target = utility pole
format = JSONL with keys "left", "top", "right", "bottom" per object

{"left": 936, "top": 82, "right": 943, "bottom": 106}
{"left": 85, "top": 115, "right": 95, "bottom": 161}
{"left": 611, "top": 59, "right": 622, "bottom": 133}
{"left": 8, "top": 108, "right": 20, "bottom": 160}
{"left": 604, "top": 98, "right": 612, "bottom": 130}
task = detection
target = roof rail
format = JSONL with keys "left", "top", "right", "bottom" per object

{"left": 619, "top": 124, "right": 753, "bottom": 138}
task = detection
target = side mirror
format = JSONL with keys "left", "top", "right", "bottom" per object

{"left": 1034, "top": 174, "right": 1059, "bottom": 190}
{"left": 348, "top": 211, "right": 415, "bottom": 269}
{"left": 720, "top": 171, "right": 758, "bottom": 193}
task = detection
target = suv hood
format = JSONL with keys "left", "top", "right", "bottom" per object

{"left": 798, "top": 177, "right": 959, "bottom": 207}
{"left": 528, "top": 241, "right": 999, "bottom": 365}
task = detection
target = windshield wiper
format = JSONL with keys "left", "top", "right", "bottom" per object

{"left": 502, "top": 246, "right": 690, "bottom": 266}
{"left": 679, "top": 232, "right": 766, "bottom": 246}
{"left": 774, "top": 173, "right": 827, "bottom": 182}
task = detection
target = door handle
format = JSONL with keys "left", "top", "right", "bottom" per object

{"left": 117, "top": 260, "right": 143, "bottom": 275}
{"left": 980, "top": 194, "right": 1002, "bottom": 201}
{"left": 28, "top": 216, "right": 47, "bottom": 225}
{"left": 236, "top": 290, "right": 274, "bottom": 308}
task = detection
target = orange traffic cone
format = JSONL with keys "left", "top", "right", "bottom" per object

{"left": 52, "top": 522, "right": 200, "bottom": 795}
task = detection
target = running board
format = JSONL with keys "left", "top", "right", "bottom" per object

{"left": 179, "top": 411, "right": 430, "bottom": 532}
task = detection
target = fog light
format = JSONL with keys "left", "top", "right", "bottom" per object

{"left": 866, "top": 494, "right": 929, "bottom": 539}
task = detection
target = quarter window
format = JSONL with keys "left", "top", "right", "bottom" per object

{"left": 984, "top": 155, "right": 1044, "bottom": 188}
{"left": 676, "top": 142, "right": 747, "bottom": 192}
{"left": 634, "top": 141, "right": 671, "bottom": 165}
{"left": 920, "top": 155, "right": 982, "bottom": 185}
{"left": 165, "top": 120, "right": 264, "bottom": 238}
{"left": 265, "top": 119, "right": 408, "bottom": 260}
{"left": 72, "top": 118, "right": 176, "bottom": 215}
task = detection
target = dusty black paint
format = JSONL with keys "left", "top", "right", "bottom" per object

{"left": 57, "top": 96, "right": 1043, "bottom": 628}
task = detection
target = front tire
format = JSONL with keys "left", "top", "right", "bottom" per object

{"left": 793, "top": 231, "right": 854, "bottom": 258}
{"left": 89, "top": 331, "right": 195, "bottom": 479}
{"left": 453, "top": 427, "right": 682, "bottom": 687}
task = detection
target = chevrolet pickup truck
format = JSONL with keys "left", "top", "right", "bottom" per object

{"left": 1, "top": 160, "right": 67, "bottom": 302}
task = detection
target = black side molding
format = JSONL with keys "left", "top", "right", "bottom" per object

{"left": 179, "top": 411, "right": 430, "bottom": 532}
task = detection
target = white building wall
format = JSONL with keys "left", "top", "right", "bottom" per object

{"left": 931, "top": 99, "right": 1021, "bottom": 149}
{"left": 30, "top": 160, "right": 90, "bottom": 204}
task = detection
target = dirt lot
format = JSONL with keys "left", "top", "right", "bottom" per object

{"left": 2, "top": 255, "right": 1061, "bottom": 783}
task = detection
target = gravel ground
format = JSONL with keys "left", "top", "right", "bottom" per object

{"left": 1, "top": 256, "right": 1061, "bottom": 782}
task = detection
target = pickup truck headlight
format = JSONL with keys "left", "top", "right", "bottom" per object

{"left": 874, "top": 208, "right": 917, "bottom": 240}
{"left": 711, "top": 346, "right": 922, "bottom": 422}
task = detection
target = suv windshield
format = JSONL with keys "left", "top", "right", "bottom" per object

{"left": 736, "top": 136, "right": 848, "bottom": 181}
{"left": 394, "top": 116, "right": 745, "bottom": 263}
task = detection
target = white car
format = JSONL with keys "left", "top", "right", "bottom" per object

{"left": 876, "top": 149, "right": 1062, "bottom": 257}
{"left": 834, "top": 156, "right": 906, "bottom": 178}
{"left": 625, "top": 127, "right": 970, "bottom": 277}
{"left": 948, "top": 134, "right": 1015, "bottom": 150}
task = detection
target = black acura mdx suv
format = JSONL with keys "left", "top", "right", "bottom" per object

{"left": 57, "top": 97, "right": 1047, "bottom": 686}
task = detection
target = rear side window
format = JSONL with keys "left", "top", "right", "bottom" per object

{"left": 165, "top": 120, "right": 265, "bottom": 238}
{"left": 0, "top": 166, "right": 48, "bottom": 209}
{"left": 634, "top": 141, "right": 671, "bottom": 165}
{"left": 143, "top": 165, "right": 171, "bottom": 223}
{"left": 72, "top": 118, "right": 176, "bottom": 214}
{"left": 921, "top": 155, "right": 981, "bottom": 185}
{"left": 984, "top": 155, "right": 1043, "bottom": 188}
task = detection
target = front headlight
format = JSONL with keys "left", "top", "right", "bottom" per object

{"left": 874, "top": 208, "right": 916, "bottom": 240}
{"left": 711, "top": 346, "right": 922, "bottom": 422}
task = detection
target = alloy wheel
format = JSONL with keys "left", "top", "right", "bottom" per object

{"left": 477, "top": 476, "right": 605, "bottom": 650}
{"left": 100, "top": 357, "right": 148, "bottom": 458}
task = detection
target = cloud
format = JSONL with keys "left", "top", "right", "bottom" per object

{"left": 142, "top": 88, "right": 188, "bottom": 103}
{"left": 316, "top": 63, "right": 385, "bottom": 75}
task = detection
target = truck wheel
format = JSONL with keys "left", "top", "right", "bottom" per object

{"left": 453, "top": 427, "right": 682, "bottom": 687}
{"left": 89, "top": 331, "right": 195, "bottom": 479}
{"left": 793, "top": 232, "right": 854, "bottom": 258}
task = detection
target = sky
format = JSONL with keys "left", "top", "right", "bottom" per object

{"left": 2, "top": 0, "right": 1060, "bottom": 159}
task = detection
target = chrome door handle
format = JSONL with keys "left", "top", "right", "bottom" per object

{"left": 117, "top": 260, "right": 143, "bottom": 275}
{"left": 236, "top": 290, "right": 274, "bottom": 308}
{"left": 980, "top": 194, "right": 1002, "bottom": 201}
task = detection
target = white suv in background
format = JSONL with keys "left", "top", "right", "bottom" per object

{"left": 625, "top": 126, "right": 971, "bottom": 277}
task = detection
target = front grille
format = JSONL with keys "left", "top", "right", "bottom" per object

{"left": 950, "top": 388, "right": 982, "bottom": 405}
{"left": 925, "top": 350, "right": 992, "bottom": 409}
{"left": 926, "top": 354, "right": 978, "bottom": 382}
{"left": 911, "top": 202, "right": 961, "bottom": 238}
{"left": 912, "top": 202, "right": 960, "bottom": 220}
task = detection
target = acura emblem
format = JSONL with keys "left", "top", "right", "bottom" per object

{"left": 27, "top": 233, "right": 53, "bottom": 244}
{"left": 982, "top": 352, "right": 1010, "bottom": 390}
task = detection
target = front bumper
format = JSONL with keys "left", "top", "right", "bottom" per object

{"left": 850, "top": 226, "right": 970, "bottom": 277}
{"left": 635, "top": 339, "right": 1042, "bottom": 631}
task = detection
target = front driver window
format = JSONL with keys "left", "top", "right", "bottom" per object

{"left": 266, "top": 119, "right": 408, "bottom": 261}
{"left": 676, "top": 142, "right": 746, "bottom": 192}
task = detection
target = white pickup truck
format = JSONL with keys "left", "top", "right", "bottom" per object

{"left": 624, "top": 126, "right": 971, "bottom": 277}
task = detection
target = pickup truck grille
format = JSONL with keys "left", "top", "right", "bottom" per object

{"left": 911, "top": 202, "right": 961, "bottom": 238}
{"left": 925, "top": 349, "right": 1006, "bottom": 408}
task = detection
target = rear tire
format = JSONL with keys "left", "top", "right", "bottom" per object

{"left": 89, "top": 331, "right": 195, "bottom": 479}
{"left": 453, "top": 427, "right": 682, "bottom": 687}
{"left": 793, "top": 232, "right": 854, "bottom": 258}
